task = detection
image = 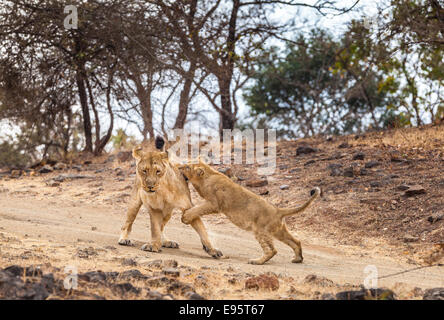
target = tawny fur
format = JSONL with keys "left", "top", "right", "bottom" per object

{"left": 118, "top": 146, "right": 223, "bottom": 258}
{"left": 179, "top": 161, "right": 320, "bottom": 265}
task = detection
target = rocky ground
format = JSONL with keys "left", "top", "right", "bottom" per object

{"left": 0, "top": 124, "right": 443, "bottom": 300}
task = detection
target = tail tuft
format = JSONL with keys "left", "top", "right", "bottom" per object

{"left": 155, "top": 136, "right": 165, "bottom": 150}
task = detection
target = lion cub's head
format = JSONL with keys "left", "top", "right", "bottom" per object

{"left": 133, "top": 146, "right": 169, "bottom": 193}
{"left": 178, "top": 162, "right": 212, "bottom": 182}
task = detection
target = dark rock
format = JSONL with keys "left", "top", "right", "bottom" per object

{"left": 352, "top": 152, "right": 365, "bottom": 160}
{"left": 328, "top": 163, "right": 343, "bottom": 170}
{"left": 0, "top": 270, "right": 49, "bottom": 300}
{"left": 321, "top": 293, "right": 336, "bottom": 300}
{"left": 296, "top": 146, "right": 318, "bottom": 156}
{"left": 336, "top": 288, "right": 395, "bottom": 300}
{"left": 162, "top": 268, "right": 180, "bottom": 277}
{"left": 146, "top": 276, "right": 172, "bottom": 287}
{"left": 117, "top": 151, "right": 132, "bottom": 162}
{"left": 39, "top": 165, "right": 53, "bottom": 174}
{"left": 78, "top": 271, "right": 107, "bottom": 282}
{"left": 3, "top": 265, "right": 43, "bottom": 277}
{"left": 343, "top": 167, "right": 354, "bottom": 177}
{"left": 404, "top": 185, "right": 426, "bottom": 197}
{"left": 121, "top": 258, "right": 137, "bottom": 266}
{"left": 403, "top": 235, "right": 419, "bottom": 243}
{"left": 338, "top": 142, "right": 350, "bottom": 149}
{"left": 147, "top": 290, "right": 164, "bottom": 300}
{"left": 303, "top": 274, "right": 335, "bottom": 287}
{"left": 423, "top": 288, "right": 444, "bottom": 300}
{"left": 396, "top": 184, "right": 410, "bottom": 191}
{"left": 246, "top": 179, "right": 268, "bottom": 188}
{"left": 304, "top": 160, "right": 316, "bottom": 166}
{"left": 279, "top": 185, "right": 289, "bottom": 190}
{"left": 365, "top": 161, "right": 380, "bottom": 168}
{"left": 427, "top": 213, "right": 444, "bottom": 224}
{"left": 119, "top": 269, "right": 147, "bottom": 281}
{"left": 185, "top": 291, "right": 205, "bottom": 300}
{"left": 167, "top": 281, "right": 194, "bottom": 295}
{"left": 245, "top": 274, "right": 279, "bottom": 291}
{"left": 369, "top": 181, "right": 382, "bottom": 188}
{"left": 359, "top": 168, "right": 369, "bottom": 176}
{"left": 111, "top": 282, "right": 140, "bottom": 295}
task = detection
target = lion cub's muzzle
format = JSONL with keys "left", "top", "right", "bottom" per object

{"left": 143, "top": 185, "right": 157, "bottom": 193}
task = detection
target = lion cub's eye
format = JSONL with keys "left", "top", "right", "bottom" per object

{"left": 142, "top": 169, "right": 147, "bottom": 174}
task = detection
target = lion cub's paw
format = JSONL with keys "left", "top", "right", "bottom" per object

{"left": 248, "top": 259, "right": 265, "bottom": 265}
{"left": 291, "top": 256, "right": 303, "bottom": 263}
{"left": 141, "top": 243, "right": 162, "bottom": 252}
{"left": 203, "top": 245, "right": 223, "bottom": 259}
{"left": 118, "top": 239, "right": 134, "bottom": 246}
{"left": 162, "top": 240, "right": 180, "bottom": 249}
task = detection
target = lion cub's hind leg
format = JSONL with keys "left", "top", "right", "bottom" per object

{"left": 274, "top": 225, "right": 303, "bottom": 263}
{"left": 248, "top": 232, "right": 277, "bottom": 265}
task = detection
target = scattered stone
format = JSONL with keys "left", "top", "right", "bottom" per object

{"left": 279, "top": 185, "right": 289, "bottom": 190}
{"left": 0, "top": 270, "right": 49, "bottom": 300}
{"left": 338, "top": 142, "right": 350, "bottom": 149}
{"left": 303, "top": 274, "right": 335, "bottom": 287}
{"left": 167, "top": 281, "right": 195, "bottom": 295}
{"left": 423, "top": 288, "right": 444, "bottom": 300}
{"left": 119, "top": 269, "right": 147, "bottom": 281}
{"left": 245, "top": 274, "right": 279, "bottom": 291}
{"left": 3, "top": 265, "right": 43, "bottom": 277}
{"left": 39, "top": 165, "right": 53, "bottom": 174}
{"left": 359, "top": 168, "right": 369, "bottom": 176}
{"left": 10, "top": 170, "right": 22, "bottom": 178}
{"left": 121, "top": 258, "right": 137, "bottom": 266}
{"left": 427, "top": 213, "right": 443, "bottom": 224}
{"left": 76, "top": 247, "right": 98, "bottom": 259}
{"left": 146, "top": 276, "right": 172, "bottom": 287}
{"left": 147, "top": 290, "right": 164, "bottom": 300}
{"left": 343, "top": 167, "right": 354, "bottom": 177}
{"left": 396, "top": 184, "right": 410, "bottom": 191}
{"left": 369, "top": 181, "right": 382, "bottom": 188}
{"left": 72, "top": 165, "right": 82, "bottom": 171}
{"left": 185, "top": 291, "right": 205, "bottom": 300}
{"left": 257, "top": 188, "right": 269, "bottom": 196}
{"left": 403, "top": 235, "right": 419, "bottom": 243}
{"left": 304, "top": 160, "right": 315, "bottom": 166}
{"left": 296, "top": 145, "right": 318, "bottom": 156}
{"left": 53, "top": 163, "right": 67, "bottom": 170}
{"left": 330, "top": 167, "right": 342, "bottom": 177}
{"left": 336, "top": 288, "right": 395, "bottom": 300}
{"left": 162, "top": 268, "right": 180, "bottom": 278}
{"left": 194, "top": 275, "right": 208, "bottom": 288}
{"left": 46, "top": 180, "right": 60, "bottom": 187}
{"left": 91, "top": 226, "right": 97, "bottom": 231}
{"left": 246, "top": 179, "right": 268, "bottom": 188}
{"left": 404, "top": 185, "right": 426, "bottom": 197}
{"left": 111, "top": 282, "right": 140, "bottom": 295}
{"left": 321, "top": 293, "right": 336, "bottom": 300}
{"left": 365, "top": 161, "right": 380, "bottom": 169}
{"left": 352, "top": 152, "right": 365, "bottom": 160}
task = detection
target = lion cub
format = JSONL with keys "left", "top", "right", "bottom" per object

{"left": 179, "top": 161, "right": 320, "bottom": 265}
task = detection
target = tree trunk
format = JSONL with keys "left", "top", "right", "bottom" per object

{"left": 75, "top": 69, "right": 93, "bottom": 153}
{"left": 174, "top": 63, "right": 196, "bottom": 129}
{"left": 218, "top": 78, "right": 235, "bottom": 135}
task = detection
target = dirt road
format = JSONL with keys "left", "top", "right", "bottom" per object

{"left": 1, "top": 195, "right": 442, "bottom": 294}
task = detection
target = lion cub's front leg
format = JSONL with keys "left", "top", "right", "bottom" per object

{"left": 181, "top": 202, "right": 223, "bottom": 259}
{"left": 141, "top": 209, "right": 163, "bottom": 253}
{"left": 118, "top": 191, "right": 142, "bottom": 246}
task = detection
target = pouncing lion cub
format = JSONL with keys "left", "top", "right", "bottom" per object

{"left": 118, "top": 137, "right": 223, "bottom": 259}
{"left": 179, "top": 161, "right": 320, "bottom": 265}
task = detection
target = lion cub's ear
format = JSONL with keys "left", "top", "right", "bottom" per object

{"left": 132, "top": 146, "right": 143, "bottom": 161}
{"left": 196, "top": 167, "right": 204, "bottom": 177}
{"left": 160, "top": 151, "right": 168, "bottom": 159}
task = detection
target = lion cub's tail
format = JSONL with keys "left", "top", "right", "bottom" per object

{"left": 278, "top": 187, "right": 321, "bottom": 218}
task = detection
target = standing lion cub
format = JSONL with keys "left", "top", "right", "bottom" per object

{"left": 179, "top": 161, "right": 321, "bottom": 265}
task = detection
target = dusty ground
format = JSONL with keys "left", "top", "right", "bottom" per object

{"left": 0, "top": 124, "right": 443, "bottom": 300}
